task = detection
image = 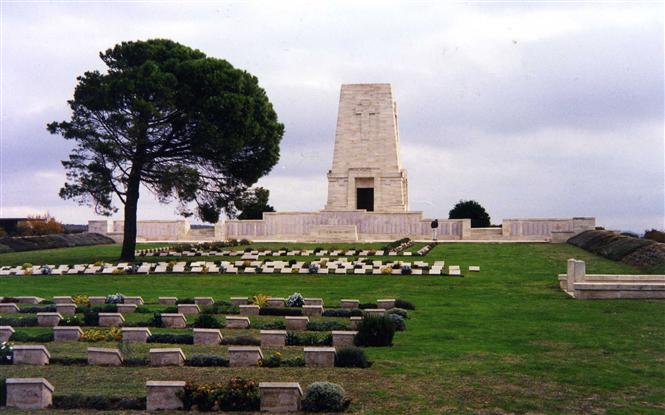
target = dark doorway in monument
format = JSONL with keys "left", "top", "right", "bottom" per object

{"left": 357, "top": 188, "right": 374, "bottom": 211}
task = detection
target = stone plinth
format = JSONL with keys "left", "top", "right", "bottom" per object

{"left": 53, "top": 296, "right": 73, "bottom": 304}
{"left": 239, "top": 304, "right": 260, "bottom": 316}
{"left": 266, "top": 297, "right": 285, "bottom": 307}
{"left": 98, "top": 313, "right": 125, "bottom": 327}
{"left": 304, "top": 347, "right": 336, "bottom": 367}
{"left": 124, "top": 296, "right": 144, "bottom": 305}
{"left": 37, "top": 312, "right": 62, "bottom": 327}
{"left": 193, "top": 328, "right": 223, "bottom": 345}
{"left": 53, "top": 326, "right": 82, "bottom": 342}
{"left": 340, "top": 299, "right": 360, "bottom": 309}
{"left": 0, "top": 303, "right": 19, "bottom": 313}
{"left": 150, "top": 348, "right": 186, "bottom": 366}
{"left": 146, "top": 380, "right": 185, "bottom": 411}
{"left": 122, "top": 327, "right": 152, "bottom": 343}
{"left": 304, "top": 298, "right": 324, "bottom": 306}
{"left": 285, "top": 316, "right": 309, "bottom": 331}
{"left": 350, "top": 316, "right": 363, "bottom": 329}
{"left": 159, "top": 296, "right": 178, "bottom": 305}
{"left": 55, "top": 303, "right": 76, "bottom": 315}
{"left": 6, "top": 378, "right": 54, "bottom": 409}
{"left": 228, "top": 346, "right": 263, "bottom": 367}
{"left": 260, "top": 330, "right": 287, "bottom": 348}
{"left": 194, "top": 297, "right": 214, "bottom": 305}
{"left": 363, "top": 308, "right": 386, "bottom": 317}
{"left": 177, "top": 304, "right": 200, "bottom": 316}
{"left": 332, "top": 331, "right": 358, "bottom": 347}
{"left": 376, "top": 299, "right": 395, "bottom": 309}
{"left": 13, "top": 345, "right": 50, "bottom": 365}
{"left": 230, "top": 297, "right": 249, "bottom": 306}
{"left": 226, "top": 316, "right": 251, "bottom": 329}
{"left": 0, "top": 325, "right": 15, "bottom": 342}
{"left": 259, "top": 382, "right": 303, "bottom": 413}
{"left": 88, "top": 296, "right": 106, "bottom": 305}
{"left": 161, "top": 313, "right": 187, "bottom": 328}
{"left": 116, "top": 304, "right": 137, "bottom": 314}
{"left": 302, "top": 305, "right": 323, "bottom": 317}
{"left": 87, "top": 347, "right": 123, "bottom": 366}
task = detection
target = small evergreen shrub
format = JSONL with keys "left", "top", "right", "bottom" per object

{"left": 302, "top": 382, "right": 350, "bottom": 412}
{"left": 53, "top": 395, "right": 145, "bottom": 410}
{"left": 259, "top": 307, "right": 302, "bottom": 316}
{"left": 175, "top": 298, "right": 195, "bottom": 304}
{"left": 50, "top": 357, "right": 88, "bottom": 365}
{"left": 10, "top": 331, "right": 54, "bottom": 342}
{"left": 253, "top": 320, "right": 286, "bottom": 330}
{"left": 221, "top": 335, "right": 260, "bottom": 346}
{"left": 394, "top": 298, "right": 415, "bottom": 310}
{"left": 179, "top": 378, "right": 259, "bottom": 411}
{"left": 187, "top": 354, "right": 229, "bottom": 367}
{"left": 322, "top": 308, "right": 362, "bottom": 318}
{"left": 147, "top": 333, "right": 193, "bottom": 344}
{"left": 335, "top": 346, "right": 372, "bottom": 368}
{"left": 306, "top": 321, "right": 348, "bottom": 331}
{"left": 193, "top": 314, "right": 222, "bottom": 328}
{"left": 0, "top": 378, "right": 5, "bottom": 406}
{"left": 0, "top": 342, "right": 13, "bottom": 364}
{"left": 386, "top": 307, "right": 409, "bottom": 319}
{"left": 19, "top": 305, "right": 56, "bottom": 313}
{"left": 354, "top": 315, "right": 396, "bottom": 347}
{"left": 83, "top": 311, "right": 99, "bottom": 326}
{"left": 0, "top": 317, "right": 37, "bottom": 327}
{"left": 148, "top": 312, "right": 163, "bottom": 328}
{"left": 286, "top": 331, "right": 332, "bottom": 346}
{"left": 387, "top": 314, "right": 406, "bottom": 331}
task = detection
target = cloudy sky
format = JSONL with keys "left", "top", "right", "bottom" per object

{"left": 1, "top": 1, "right": 663, "bottom": 232}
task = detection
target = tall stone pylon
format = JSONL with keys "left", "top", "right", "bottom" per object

{"left": 324, "top": 83, "right": 408, "bottom": 212}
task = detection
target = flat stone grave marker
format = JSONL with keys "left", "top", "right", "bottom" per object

{"left": 88, "top": 296, "right": 106, "bottom": 305}
{"left": 122, "top": 327, "right": 152, "bottom": 343}
{"left": 302, "top": 305, "right": 323, "bottom": 317}
{"left": 350, "top": 316, "right": 363, "bottom": 329}
{"left": 116, "top": 304, "right": 137, "bottom": 314}
{"left": 285, "top": 316, "right": 309, "bottom": 330}
{"left": 53, "top": 326, "right": 82, "bottom": 342}
{"left": 52, "top": 296, "right": 72, "bottom": 304}
{"left": 37, "top": 312, "right": 62, "bottom": 327}
{"left": 239, "top": 304, "right": 260, "bottom": 316}
{"left": 194, "top": 297, "right": 214, "bottom": 305}
{"left": 230, "top": 297, "right": 249, "bottom": 306}
{"left": 161, "top": 313, "right": 187, "bottom": 328}
{"left": 87, "top": 347, "right": 123, "bottom": 366}
{"left": 0, "top": 303, "right": 19, "bottom": 314}
{"left": 363, "top": 308, "right": 386, "bottom": 317}
{"left": 55, "top": 303, "right": 76, "bottom": 315}
{"left": 228, "top": 346, "right": 263, "bottom": 367}
{"left": 98, "top": 313, "right": 125, "bottom": 327}
{"left": 259, "top": 382, "right": 303, "bottom": 413}
{"left": 150, "top": 348, "right": 186, "bottom": 366}
{"left": 377, "top": 299, "right": 395, "bottom": 309}
{"left": 332, "top": 330, "right": 358, "bottom": 347}
{"left": 226, "top": 316, "right": 251, "bottom": 329}
{"left": 469, "top": 265, "right": 480, "bottom": 272}
{"left": 159, "top": 297, "right": 178, "bottom": 305}
{"left": 266, "top": 297, "right": 285, "bottom": 307}
{"left": 13, "top": 345, "right": 50, "bottom": 365}
{"left": 15, "top": 296, "right": 42, "bottom": 304}
{"left": 304, "top": 347, "right": 336, "bottom": 367}
{"left": 260, "top": 330, "right": 287, "bottom": 348}
{"left": 177, "top": 304, "right": 200, "bottom": 316}
{"left": 340, "top": 299, "right": 360, "bottom": 309}
{"left": 6, "top": 378, "right": 54, "bottom": 409}
{"left": 146, "top": 381, "right": 185, "bottom": 411}
{"left": 193, "top": 328, "right": 223, "bottom": 345}
{"left": 124, "top": 296, "right": 144, "bottom": 305}
{"left": 304, "top": 298, "right": 324, "bottom": 306}
{"left": 0, "top": 326, "right": 15, "bottom": 342}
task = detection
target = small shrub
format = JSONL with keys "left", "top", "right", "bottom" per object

{"left": 83, "top": 311, "right": 99, "bottom": 326}
{"left": 259, "top": 307, "right": 302, "bottom": 316}
{"left": 335, "top": 346, "right": 372, "bottom": 368}
{"left": 147, "top": 333, "right": 193, "bottom": 344}
{"left": 10, "top": 331, "right": 54, "bottom": 342}
{"left": 105, "top": 293, "right": 125, "bottom": 304}
{"left": 306, "top": 321, "right": 348, "bottom": 331}
{"left": 322, "top": 308, "right": 362, "bottom": 318}
{"left": 72, "top": 295, "right": 89, "bottom": 305}
{"left": 386, "top": 307, "right": 409, "bottom": 319}
{"left": 286, "top": 293, "right": 305, "bottom": 307}
{"left": 80, "top": 327, "right": 122, "bottom": 342}
{"left": 394, "top": 299, "right": 415, "bottom": 310}
{"left": 0, "top": 378, "right": 5, "bottom": 406}
{"left": 0, "top": 317, "right": 37, "bottom": 327}
{"left": 193, "top": 314, "right": 222, "bottom": 328}
{"left": 259, "top": 351, "right": 283, "bottom": 367}
{"left": 354, "top": 315, "right": 396, "bottom": 347}
{"left": 59, "top": 315, "right": 82, "bottom": 326}
{"left": 179, "top": 378, "right": 259, "bottom": 412}
{"left": 175, "top": 298, "right": 195, "bottom": 304}
{"left": 302, "top": 382, "right": 350, "bottom": 412}
{"left": 251, "top": 293, "right": 268, "bottom": 307}
{"left": 286, "top": 331, "right": 332, "bottom": 346}
{"left": 50, "top": 357, "right": 88, "bottom": 365}
{"left": 187, "top": 354, "right": 229, "bottom": 367}
{"left": 89, "top": 304, "right": 118, "bottom": 313}
{"left": 401, "top": 265, "right": 412, "bottom": 275}
{"left": 149, "top": 312, "right": 163, "bottom": 328}
{"left": 221, "top": 335, "right": 260, "bottom": 346}
{"left": 20, "top": 305, "right": 56, "bottom": 313}
{"left": 254, "top": 320, "right": 286, "bottom": 330}
{"left": 0, "top": 342, "right": 13, "bottom": 364}
{"left": 359, "top": 303, "right": 378, "bottom": 309}
{"left": 53, "top": 395, "right": 145, "bottom": 410}
{"left": 387, "top": 313, "right": 406, "bottom": 331}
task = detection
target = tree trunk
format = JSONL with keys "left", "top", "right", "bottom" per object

{"left": 119, "top": 170, "right": 141, "bottom": 261}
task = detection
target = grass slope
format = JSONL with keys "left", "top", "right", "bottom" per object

{"left": 0, "top": 243, "right": 663, "bottom": 414}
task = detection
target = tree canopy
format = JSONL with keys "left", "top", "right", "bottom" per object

{"left": 448, "top": 200, "right": 491, "bottom": 228}
{"left": 48, "top": 39, "right": 284, "bottom": 259}
{"left": 237, "top": 187, "right": 275, "bottom": 220}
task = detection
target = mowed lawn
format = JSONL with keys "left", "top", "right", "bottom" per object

{"left": 0, "top": 243, "right": 664, "bottom": 414}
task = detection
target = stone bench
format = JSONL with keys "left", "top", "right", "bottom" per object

{"left": 124, "top": 296, "right": 144, "bottom": 305}
{"left": 6, "top": 378, "right": 54, "bottom": 409}
{"left": 0, "top": 325, "right": 15, "bottom": 342}
{"left": 193, "top": 328, "right": 223, "bottom": 345}
{"left": 340, "top": 299, "right": 360, "bottom": 309}
{"left": 376, "top": 299, "right": 395, "bottom": 309}
{"left": 304, "top": 347, "right": 336, "bottom": 367}
{"left": 177, "top": 303, "right": 200, "bottom": 316}
{"left": 159, "top": 296, "right": 178, "bottom": 305}
{"left": 161, "top": 313, "right": 187, "bottom": 328}
{"left": 350, "top": 316, "right": 363, "bottom": 329}
{"left": 260, "top": 330, "right": 287, "bottom": 348}
{"left": 229, "top": 346, "right": 263, "bottom": 367}
{"left": 122, "top": 327, "right": 152, "bottom": 343}
{"left": 332, "top": 330, "right": 358, "bottom": 347}
{"left": 53, "top": 326, "right": 82, "bottom": 342}
{"left": 259, "top": 382, "right": 303, "bottom": 413}
{"left": 230, "top": 297, "right": 249, "bottom": 305}
{"left": 226, "top": 316, "right": 251, "bottom": 329}
{"left": 150, "top": 348, "right": 186, "bottom": 366}
{"left": 146, "top": 380, "right": 185, "bottom": 411}
{"left": 302, "top": 305, "right": 323, "bottom": 317}
{"left": 239, "top": 304, "right": 260, "bottom": 316}
{"left": 87, "top": 347, "right": 123, "bottom": 366}
{"left": 363, "top": 308, "right": 386, "bottom": 317}
{"left": 88, "top": 296, "right": 106, "bottom": 305}
{"left": 98, "top": 313, "right": 125, "bottom": 327}
{"left": 116, "top": 304, "right": 137, "bottom": 314}
{"left": 0, "top": 303, "right": 19, "bottom": 313}
{"left": 194, "top": 296, "right": 214, "bottom": 305}
{"left": 53, "top": 296, "right": 73, "bottom": 304}
{"left": 55, "top": 303, "right": 77, "bottom": 315}
{"left": 285, "top": 316, "right": 309, "bottom": 330}
{"left": 13, "top": 345, "right": 50, "bottom": 365}
{"left": 37, "top": 312, "right": 62, "bottom": 327}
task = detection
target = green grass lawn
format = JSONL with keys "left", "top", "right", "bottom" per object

{"left": 0, "top": 243, "right": 663, "bottom": 414}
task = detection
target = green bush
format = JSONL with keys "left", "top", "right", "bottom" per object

{"left": 253, "top": 320, "right": 285, "bottom": 330}
{"left": 259, "top": 307, "right": 302, "bottom": 316}
{"left": 387, "top": 314, "right": 406, "bottom": 331}
{"left": 302, "top": 382, "right": 349, "bottom": 412}
{"left": 0, "top": 317, "right": 37, "bottom": 327}
{"left": 147, "top": 333, "right": 193, "bottom": 344}
{"left": 221, "top": 335, "right": 260, "bottom": 346}
{"left": 0, "top": 378, "right": 5, "bottom": 406}
{"left": 53, "top": 395, "right": 145, "bottom": 410}
{"left": 60, "top": 315, "right": 83, "bottom": 326}
{"left": 354, "top": 315, "right": 396, "bottom": 347}
{"left": 335, "top": 346, "right": 372, "bottom": 368}
{"left": 193, "top": 314, "right": 222, "bottom": 328}
{"left": 200, "top": 301, "right": 238, "bottom": 315}
{"left": 187, "top": 354, "right": 229, "bottom": 367}
{"left": 83, "top": 311, "right": 99, "bottom": 326}
{"left": 148, "top": 313, "right": 163, "bottom": 328}
{"left": 386, "top": 307, "right": 409, "bottom": 319}
{"left": 175, "top": 298, "right": 195, "bottom": 304}
{"left": 286, "top": 331, "right": 332, "bottom": 346}
{"left": 358, "top": 303, "right": 378, "bottom": 309}
{"left": 88, "top": 304, "right": 118, "bottom": 313}
{"left": 50, "top": 357, "right": 88, "bottom": 365}
{"left": 180, "top": 378, "right": 259, "bottom": 412}
{"left": 19, "top": 305, "right": 56, "bottom": 313}
{"left": 306, "top": 321, "right": 348, "bottom": 331}
{"left": 10, "top": 331, "right": 54, "bottom": 342}
{"left": 394, "top": 298, "right": 415, "bottom": 310}
{"left": 322, "top": 308, "right": 362, "bottom": 318}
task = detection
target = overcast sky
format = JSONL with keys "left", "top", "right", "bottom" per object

{"left": 1, "top": 1, "right": 663, "bottom": 232}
